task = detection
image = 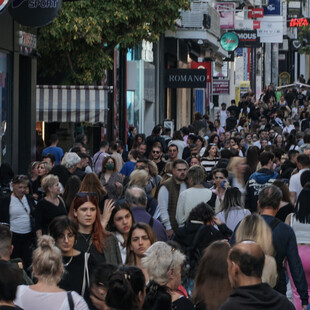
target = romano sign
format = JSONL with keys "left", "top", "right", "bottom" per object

{"left": 234, "top": 30, "right": 260, "bottom": 48}
{"left": 165, "top": 69, "right": 207, "bottom": 88}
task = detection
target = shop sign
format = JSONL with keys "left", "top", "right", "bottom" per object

{"left": 220, "top": 32, "right": 239, "bottom": 51}
{"left": 235, "top": 19, "right": 260, "bottom": 30}
{"left": 165, "top": 69, "right": 207, "bottom": 88}
{"left": 248, "top": 8, "right": 264, "bottom": 19}
{"left": 212, "top": 79, "right": 230, "bottom": 94}
{"left": 191, "top": 61, "right": 211, "bottom": 82}
{"left": 264, "top": 0, "right": 281, "bottom": 15}
{"left": 9, "top": 0, "right": 63, "bottom": 27}
{"left": 257, "top": 16, "right": 283, "bottom": 43}
{"left": 215, "top": 3, "right": 235, "bottom": 29}
{"left": 235, "top": 30, "right": 260, "bottom": 48}
{"left": 288, "top": 18, "right": 310, "bottom": 27}
{"left": 0, "top": 0, "right": 10, "bottom": 13}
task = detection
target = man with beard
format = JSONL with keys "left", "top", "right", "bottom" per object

{"left": 158, "top": 159, "right": 188, "bottom": 238}
{"left": 150, "top": 145, "right": 166, "bottom": 175}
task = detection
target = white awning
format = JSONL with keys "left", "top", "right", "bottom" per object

{"left": 36, "top": 85, "right": 110, "bottom": 123}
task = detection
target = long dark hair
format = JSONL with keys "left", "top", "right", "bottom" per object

{"left": 107, "top": 202, "right": 135, "bottom": 233}
{"left": 295, "top": 184, "right": 310, "bottom": 224}
{"left": 218, "top": 187, "right": 243, "bottom": 222}
{"left": 193, "top": 241, "right": 231, "bottom": 310}
{"left": 125, "top": 223, "right": 157, "bottom": 265}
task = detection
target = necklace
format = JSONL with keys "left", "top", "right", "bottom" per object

{"left": 79, "top": 233, "right": 93, "bottom": 253}
{"left": 63, "top": 256, "right": 73, "bottom": 267}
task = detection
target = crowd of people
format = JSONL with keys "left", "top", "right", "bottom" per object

{"left": 1, "top": 85, "right": 310, "bottom": 309}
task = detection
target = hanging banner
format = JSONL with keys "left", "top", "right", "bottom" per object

{"left": 264, "top": 0, "right": 281, "bottom": 15}
{"left": 9, "top": 0, "right": 63, "bottom": 27}
{"left": 191, "top": 61, "right": 212, "bottom": 82}
{"left": 165, "top": 69, "right": 207, "bottom": 88}
{"left": 235, "top": 30, "right": 261, "bottom": 48}
{"left": 257, "top": 16, "right": 283, "bottom": 43}
{"left": 215, "top": 2, "right": 235, "bottom": 29}
{"left": 212, "top": 80, "right": 230, "bottom": 94}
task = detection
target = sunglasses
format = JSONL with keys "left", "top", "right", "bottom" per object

{"left": 76, "top": 192, "right": 97, "bottom": 197}
{"left": 152, "top": 151, "right": 160, "bottom": 154}
{"left": 12, "top": 175, "right": 29, "bottom": 183}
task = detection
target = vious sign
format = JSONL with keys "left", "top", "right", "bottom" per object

{"left": 234, "top": 30, "right": 260, "bottom": 48}
{"left": 165, "top": 69, "right": 207, "bottom": 88}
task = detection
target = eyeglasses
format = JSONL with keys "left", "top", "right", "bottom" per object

{"left": 76, "top": 192, "right": 97, "bottom": 197}
{"left": 12, "top": 175, "right": 29, "bottom": 183}
{"left": 169, "top": 149, "right": 177, "bottom": 152}
{"left": 152, "top": 151, "right": 160, "bottom": 154}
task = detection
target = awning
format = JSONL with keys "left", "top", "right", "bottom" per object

{"left": 36, "top": 85, "right": 111, "bottom": 123}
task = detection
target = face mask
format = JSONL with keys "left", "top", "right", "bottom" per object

{"left": 106, "top": 163, "right": 114, "bottom": 170}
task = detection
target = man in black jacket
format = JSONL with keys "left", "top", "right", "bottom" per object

{"left": 220, "top": 241, "right": 294, "bottom": 310}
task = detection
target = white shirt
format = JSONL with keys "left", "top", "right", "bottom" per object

{"left": 115, "top": 232, "right": 127, "bottom": 264}
{"left": 289, "top": 168, "right": 309, "bottom": 200}
{"left": 15, "top": 285, "right": 89, "bottom": 310}
{"left": 158, "top": 182, "right": 187, "bottom": 230}
{"left": 10, "top": 196, "right": 31, "bottom": 234}
{"left": 219, "top": 110, "right": 228, "bottom": 128}
{"left": 175, "top": 187, "right": 219, "bottom": 226}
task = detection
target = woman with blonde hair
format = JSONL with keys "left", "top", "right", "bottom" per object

{"left": 35, "top": 175, "right": 67, "bottom": 237}
{"left": 14, "top": 235, "right": 88, "bottom": 310}
{"left": 235, "top": 214, "right": 278, "bottom": 287}
{"left": 227, "top": 156, "right": 248, "bottom": 203}
{"left": 128, "top": 169, "right": 149, "bottom": 188}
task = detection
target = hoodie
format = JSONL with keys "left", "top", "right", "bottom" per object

{"left": 245, "top": 168, "right": 278, "bottom": 213}
{"left": 220, "top": 283, "right": 295, "bottom": 310}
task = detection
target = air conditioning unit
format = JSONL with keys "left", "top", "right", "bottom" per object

{"left": 261, "top": 0, "right": 269, "bottom": 6}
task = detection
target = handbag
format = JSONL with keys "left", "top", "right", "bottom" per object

{"left": 81, "top": 253, "right": 90, "bottom": 297}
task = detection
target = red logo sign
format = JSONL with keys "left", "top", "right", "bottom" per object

{"left": 191, "top": 62, "right": 212, "bottom": 83}
{"left": 248, "top": 8, "right": 264, "bottom": 19}
{"left": 253, "top": 21, "right": 261, "bottom": 29}
{"left": 289, "top": 18, "right": 309, "bottom": 27}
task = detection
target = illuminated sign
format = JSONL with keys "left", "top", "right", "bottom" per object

{"left": 289, "top": 18, "right": 310, "bottom": 27}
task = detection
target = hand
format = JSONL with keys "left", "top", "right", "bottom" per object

{"left": 166, "top": 229, "right": 174, "bottom": 239}
{"left": 101, "top": 199, "right": 115, "bottom": 230}
{"left": 115, "top": 182, "right": 122, "bottom": 189}
{"left": 213, "top": 216, "right": 222, "bottom": 226}
{"left": 302, "top": 305, "right": 307, "bottom": 310}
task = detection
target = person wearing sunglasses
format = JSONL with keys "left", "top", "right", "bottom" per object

{"left": 149, "top": 144, "right": 166, "bottom": 175}
{"left": 0, "top": 175, "right": 35, "bottom": 272}
{"left": 69, "top": 193, "right": 122, "bottom": 265}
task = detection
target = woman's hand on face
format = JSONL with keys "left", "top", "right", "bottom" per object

{"left": 101, "top": 199, "right": 115, "bottom": 231}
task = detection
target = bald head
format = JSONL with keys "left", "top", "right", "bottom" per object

{"left": 229, "top": 241, "right": 265, "bottom": 279}
{"left": 125, "top": 186, "right": 147, "bottom": 207}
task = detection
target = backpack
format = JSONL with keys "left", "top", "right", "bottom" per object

{"left": 181, "top": 225, "right": 205, "bottom": 297}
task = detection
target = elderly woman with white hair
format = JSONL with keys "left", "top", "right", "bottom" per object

{"left": 50, "top": 152, "right": 81, "bottom": 190}
{"left": 35, "top": 174, "right": 67, "bottom": 238}
{"left": 142, "top": 241, "right": 195, "bottom": 310}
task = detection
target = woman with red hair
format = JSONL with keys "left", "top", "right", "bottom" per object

{"left": 69, "top": 193, "right": 122, "bottom": 265}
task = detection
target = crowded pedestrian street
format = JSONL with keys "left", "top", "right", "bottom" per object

{"left": 1, "top": 0, "right": 310, "bottom": 309}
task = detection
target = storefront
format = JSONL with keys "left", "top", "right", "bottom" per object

{"left": 0, "top": 11, "right": 37, "bottom": 173}
{"left": 36, "top": 85, "right": 110, "bottom": 154}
